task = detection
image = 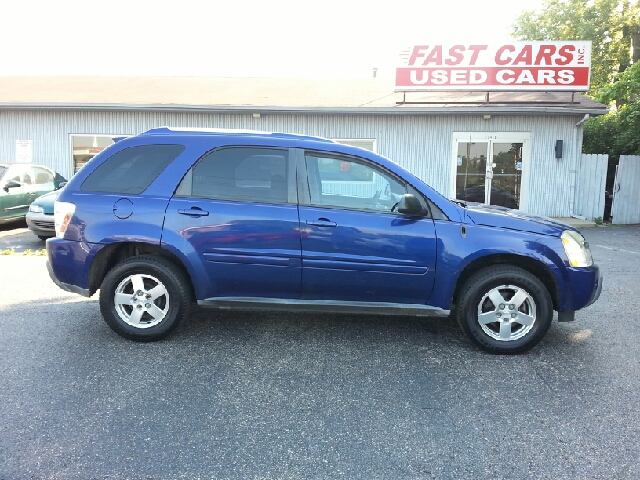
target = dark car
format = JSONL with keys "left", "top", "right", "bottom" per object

{"left": 457, "top": 185, "right": 519, "bottom": 209}
{"left": 46, "top": 128, "right": 601, "bottom": 354}
{"left": 0, "top": 163, "right": 66, "bottom": 225}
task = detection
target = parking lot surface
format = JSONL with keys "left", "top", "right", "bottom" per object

{"left": 0, "top": 219, "right": 46, "bottom": 252}
{"left": 1, "top": 225, "right": 639, "bottom": 479}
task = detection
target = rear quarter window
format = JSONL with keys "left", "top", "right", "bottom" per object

{"left": 177, "top": 147, "right": 291, "bottom": 204}
{"left": 80, "top": 144, "right": 185, "bottom": 194}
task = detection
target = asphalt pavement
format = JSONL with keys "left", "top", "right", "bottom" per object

{"left": 0, "top": 225, "right": 639, "bottom": 479}
{"left": 0, "top": 219, "right": 46, "bottom": 252}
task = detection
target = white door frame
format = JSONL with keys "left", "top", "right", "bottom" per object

{"left": 451, "top": 132, "right": 532, "bottom": 211}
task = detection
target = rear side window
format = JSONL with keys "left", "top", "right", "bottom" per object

{"left": 33, "top": 167, "right": 54, "bottom": 185}
{"left": 178, "top": 147, "right": 291, "bottom": 204}
{"left": 81, "top": 144, "right": 185, "bottom": 194}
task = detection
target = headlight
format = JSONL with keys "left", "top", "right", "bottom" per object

{"left": 29, "top": 204, "right": 44, "bottom": 214}
{"left": 561, "top": 230, "right": 593, "bottom": 267}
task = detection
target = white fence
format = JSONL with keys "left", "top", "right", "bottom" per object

{"left": 611, "top": 155, "right": 640, "bottom": 225}
{"left": 575, "top": 154, "right": 608, "bottom": 222}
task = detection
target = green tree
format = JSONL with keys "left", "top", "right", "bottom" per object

{"left": 582, "top": 61, "right": 640, "bottom": 192}
{"left": 584, "top": 103, "right": 640, "bottom": 155}
{"left": 583, "top": 53, "right": 640, "bottom": 158}
{"left": 512, "top": 0, "right": 640, "bottom": 94}
{"left": 596, "top": 60, "right": 640, "bottom": 104}
{"left": 513, "top": 1, "right": 640, "bottom": 205}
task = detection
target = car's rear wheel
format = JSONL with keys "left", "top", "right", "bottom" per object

{"left": 99, "top": 255, "right": 192, "bottom": 341}
{"left": 455, "top": 265, "right": 553, "bottom": 354}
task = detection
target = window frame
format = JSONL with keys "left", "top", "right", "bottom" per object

{"left": 174, "top": 146, "right": 297, "bottom": 206}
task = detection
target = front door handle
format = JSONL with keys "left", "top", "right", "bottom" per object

{"left": 306, "top": 218, "right": 337, "bottom": 227}
{"left": 178, "top": 207, "right": 209, "bottom": 217}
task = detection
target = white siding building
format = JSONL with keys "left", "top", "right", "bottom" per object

{"left": 0, "top": 76, "right": 607, "bottom": 217}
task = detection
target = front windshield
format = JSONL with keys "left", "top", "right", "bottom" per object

{"left": 0, "top": 166, "right": 6, "bottom": 181}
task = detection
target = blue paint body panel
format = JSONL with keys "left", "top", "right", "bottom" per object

{"left": 47, "top": 237, "right": 102, "bottom": 290}
{"left": 299, "top": 205, "right": 437, "bottom": 304}
{"left": 48, "top": 128, "right": 601, "bottom": 318}
{"left": 163, "top": 197, "right": 302, "bottom": 300}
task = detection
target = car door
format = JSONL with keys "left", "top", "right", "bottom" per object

{"left": 163, "top": 146, "right": 302, "bottom": 301}
{"left": 0, "top": 164, "right": 36, "bottom": 220}
{"left": 298, "top": 150, "right": 437, "bottom": 305}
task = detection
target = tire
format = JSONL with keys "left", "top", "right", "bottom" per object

{"left": 99, "top": 255, "right": 192, "bottom": 341}
{"left": 37, "top": 235, "right": 50, "bottom": 241}
{"left": 455, "top": 265, "right": 553, "bottom": 354}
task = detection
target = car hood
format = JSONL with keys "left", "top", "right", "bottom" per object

{"left": 32, "top": 190, "right": 59, "bottom": 213}
{"left": 462, "top": 203, "right": 574, "bottom": 236}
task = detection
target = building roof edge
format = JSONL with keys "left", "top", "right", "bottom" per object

{"left": 0, "top": 102, "right": 609, "bottom": 116}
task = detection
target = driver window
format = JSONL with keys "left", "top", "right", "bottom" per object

{"left": 21, "top": 168, "right": 33, "bottom": 185}
{"left": 305, "top": 153, "right": 407, "bottom": 213}
{"left": 6, "top": 165, "right": 30, "bottom": 184}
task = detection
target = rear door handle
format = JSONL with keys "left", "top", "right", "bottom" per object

{"left": 178, "top": 207, "right": 209, "bottom": 217}
{"left": 306, "top": 218, "right": 337, "bottom": 227}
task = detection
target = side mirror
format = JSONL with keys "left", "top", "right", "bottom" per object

{"left": 56, "top": 181, "right": 68, "bottom": 190}
{"left": 396, "top": 194, "right": 425, "bottom": 216}
{"left": 4, "top": 179, "right": 20, "bottom": 192}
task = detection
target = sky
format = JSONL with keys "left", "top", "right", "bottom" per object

{"left": 0, "top": 0, "right": 544, "bottom": 78}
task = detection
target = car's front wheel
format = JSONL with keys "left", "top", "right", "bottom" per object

{"left": 99, "top": 255, "right": 192, "bottom": 341}
{"left": 455, "top": 265, "right": 553, "bottom": 354}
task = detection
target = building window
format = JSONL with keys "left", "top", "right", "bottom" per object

{"left": 71, "top": 134, "right": 129, "bottom": 174}
{"left": 332, "top": 139, "right": 376, "bottom": 152}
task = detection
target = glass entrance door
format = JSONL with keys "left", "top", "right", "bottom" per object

{"left": 490, "top": 143, "right": 522, "bottom": 209}
{"left": 455, "top": 139, "right": 524, "bottom": 209}
{"left": 456, "top": 142, "right": 489, "bottom": 205}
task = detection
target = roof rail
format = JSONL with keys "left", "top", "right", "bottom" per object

{"left": 140, "top": 126, "right": 335, "bottom": 143}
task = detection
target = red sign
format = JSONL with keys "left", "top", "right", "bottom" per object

{"left": 395, "top": 42, "right": 591, "bottom": 91}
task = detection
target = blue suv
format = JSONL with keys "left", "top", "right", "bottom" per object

{"left": 47, "top": 127, "right": 602, "bottom": 353}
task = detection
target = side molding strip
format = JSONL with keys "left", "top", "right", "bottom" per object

{"left": 198, "top": 297, "right": 450, "bottom": 317}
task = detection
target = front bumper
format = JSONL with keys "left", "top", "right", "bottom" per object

{"left": 585, "top": 268, "right": 603, "bottom": 307}
{"left": 556, "top": 265, "right": 602, "bottom": 321}
{"left": 26, "top": 211, "right": 55, "bottom": 237}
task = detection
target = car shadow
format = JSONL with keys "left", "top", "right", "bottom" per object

{"left": 0, "top": 217, "right": 27, "bottom": 232}
{"left": 173, "top": 306, "right": 594, "bottom": 359}
{"left": 181, "top": 307, "right": 466, "bottom": 348}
